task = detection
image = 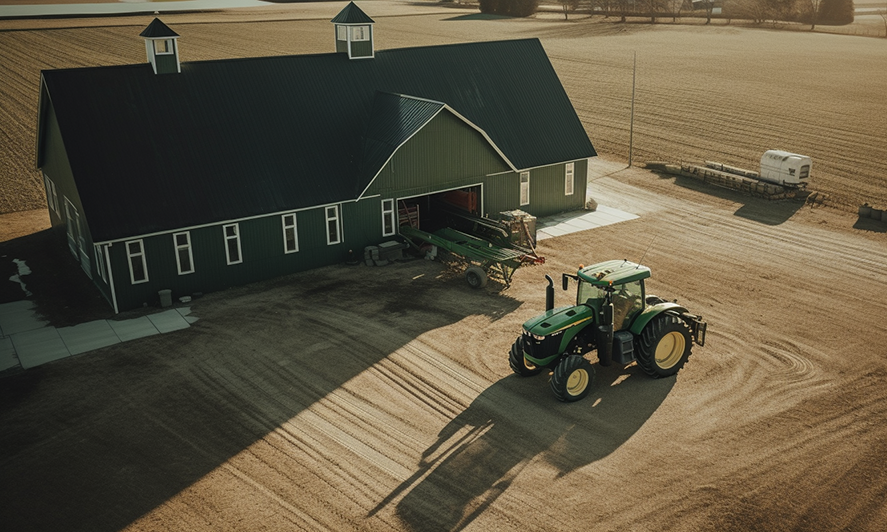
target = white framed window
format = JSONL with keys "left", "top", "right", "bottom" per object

{"left": 223, "top": 223, "right": 242, "bottom": 265}
{"left": 63, "top": 198, "right": 77, "bottom": 256}
{"left": 336, "top": 26, "right": 347, "bottom": 41}
{"left": 95, "top": 244, "right": 107, "bottom": 282}
{"left": 381, "top": 199, "right": 396, "bottom": 237}
{"left": 565, "top": 162, "right": 575, "bottom": 196}
{"left": 154, "top": 39, "right": 173, "bottom": 55}
{"left": 173, "top": 232, "right": 195, "bottom": 275}
{"left": 43, "top": 173, "right": 59, "bottom": 213}
{"left": 126, "top": 239, "right": 148, "bottom": 284}
{"left": 351, "top": 26, "right": 369, "bottom": 41}
{"left": 282, "top": 213, "right": 299, "bottom": 254}
{"left": 325, "top": 205, "right": 342, "bottom": 245}
{"left": 519, "top": 171, "right": 530, "bottom": 206}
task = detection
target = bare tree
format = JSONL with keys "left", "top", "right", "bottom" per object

{"left": 800, "top": 0, "right": 824, "bottom": 29}
{"left": 667, "top": 0, "right": 686, "bottom": 21}
{"left": 561, "top": 0, "right": 581, "bottom": 19}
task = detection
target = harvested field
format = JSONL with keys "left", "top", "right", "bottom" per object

{"left": 1, "top": 1, "right": 887, "bottom": 213}
{"left": 2, "top": 3, "right": 887, "bottom": 532}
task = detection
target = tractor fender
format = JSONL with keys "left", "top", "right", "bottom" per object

{"left": 629, "top": 302, "right": 689, "bottom": 336}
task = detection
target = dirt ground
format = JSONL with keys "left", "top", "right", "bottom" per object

{"left": 2, "top": 155, "right": 887, "bottom": 531}
{"left": 2, "top": 3, "right": 887, "bottom": 531}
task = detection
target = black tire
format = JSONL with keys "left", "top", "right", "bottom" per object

{"left": 509, "top": 337, "right": 543, "bottom": 376}
{"left": 550, "top": 355, "right": 595, "bottom": 402}
{"left": 465, "top": 266, "right": 488, "bottom": 289}
{"left": 635, "top": 313, "right": 692, "bottom": 378}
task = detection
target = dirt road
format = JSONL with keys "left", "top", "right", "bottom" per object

{"left": 2, "top": 156, "right": 886, "bottom": 531}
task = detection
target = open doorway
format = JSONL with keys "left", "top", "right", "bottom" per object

{"left": 397, "top": 185, "right": 482, "bottom": 234}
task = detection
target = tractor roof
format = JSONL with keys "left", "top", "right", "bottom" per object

{"left": 578, "top": 260, "right": 651, "bottom": 286}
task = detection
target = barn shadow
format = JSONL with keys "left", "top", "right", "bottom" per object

{"left": 373, "top": 362, "right": 675, "bottom": 531}
{"left": 0, "top": 239, "right": 522, "bottom": 532}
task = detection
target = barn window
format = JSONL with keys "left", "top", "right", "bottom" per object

{"left": 154, "top": 39, "right": 173, "bottom": 55}
{"left": 223, "top": 223, "right": 242, "bottom": 265}
{"left": 126, "top": 239, "right": 148, "bottom": 284}
{"left": 173, "top": 232, "right": 194, "bottom": 274}
{"left": 95, "top": 244, "right": 107, "bottom": 283}
{"left": 381, "top": 199, "right": 395, "bottom": 237}
{"left": 351, "top": 26, "right": 369, "bottom": 41}
{"left": 326, "top": 206, "right": 342, "bottom": 245}
{"left": 282, "top": 213, "right": 299, "bottom": 253}
{"left": 520, "top": 172, "right": 530, "bottom": 206}
{"left": 565, "top": 162, "right": 575, "bottom": 196}
{"left": 43, "top": 173, "right": 59, "bottom": 214}
{"left": 337, "top": 26, "right": 347, "bottom": 41}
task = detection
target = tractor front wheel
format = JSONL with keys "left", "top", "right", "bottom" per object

{"left": 465, "top": 266, "right": 488, "bottom": 289}
{"left": 635, "top": 314, "right": 692, "bottom": 378}
{"left": 550, "top": 355, "right": 595, "bottom": 402}
{"left": 509, "top": 337, "right": 543, "bottom": 376}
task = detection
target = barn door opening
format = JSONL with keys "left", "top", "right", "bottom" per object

{"left": 397, "top": 185, "right": 481, "bottom": 233}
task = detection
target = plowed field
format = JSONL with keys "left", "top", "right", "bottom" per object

{"left": 2, "top": 3, "right": 887, "bottom": 532}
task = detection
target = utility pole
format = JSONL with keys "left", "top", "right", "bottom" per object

{"left": 628, "top": 51, "right": 636, "bottom": 168}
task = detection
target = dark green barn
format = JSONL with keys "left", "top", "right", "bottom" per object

{"left": 35, "top": 3, "right": 596, "bottom": 312}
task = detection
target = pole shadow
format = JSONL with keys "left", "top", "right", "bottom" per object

{"left": 373, "top": 361, "right": 675, "bottom": 531}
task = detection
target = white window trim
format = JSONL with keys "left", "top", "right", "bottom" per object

{"left": 223, "top": 223, "right": 243, "bottom": 265}
{"left": 565, "top": 162, "right": 575, "bottom": 196}
{"left": 126, "top": 239, "right": 149, "bottom": 284}
{"left": 154, "top": 39, "right": 174, "bottom": 55}
{"left": 173, "top": 231, "right": 195, "bottom": 275}
{"left": 282, "top": 213, "right": 299, "bottom": 254}
{"left": 43, "top": 173, "right": 59, "bottom": 213}
{"left": 325, "top": 205, "right": 342, "bottom": 245}
{"left": 64, "top": 198, "right": 77, "bottom": 256}
{"left": 336, "top": 25, "right": 347, "bottom": 41}
{"left": 95, "top": 244, "right": 107, "bottom": 283}
{"left": 520, "top": 171, "right": 530, "bottom": 206}
{"left": 381, "top": 199, "right": 396, "bottom": 237}
{"left": 351, "top": 26, "right": 369, "bottom": 42}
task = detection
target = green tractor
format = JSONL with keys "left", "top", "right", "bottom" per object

{"left": 510, "top": 259, "right": 707, "bottom": 402}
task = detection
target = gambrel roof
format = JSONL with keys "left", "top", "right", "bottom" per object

{"left": 37, "top": 38, "right": 596, "bottom": 242}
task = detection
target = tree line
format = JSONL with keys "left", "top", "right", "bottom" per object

{"left": 478, "top": 0, "right": 854, "bottom": 28}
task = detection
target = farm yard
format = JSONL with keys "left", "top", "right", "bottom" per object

{"left": 2, "top": 1, "right": 887, "bottom": 531}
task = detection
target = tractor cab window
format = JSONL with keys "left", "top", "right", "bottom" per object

{"left": 577, "top": 281, "right": 607, "bottom": 306}
{"left": 612, "top": 280, "right": 644, "bottom": 331}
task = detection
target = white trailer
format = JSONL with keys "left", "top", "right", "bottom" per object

{"left": 759, "top": 150, "right": 812, "bottom": 187}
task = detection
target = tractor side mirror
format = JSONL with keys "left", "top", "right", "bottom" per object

{"left": 562, "top": 273, "right": 569, "bottom": 291}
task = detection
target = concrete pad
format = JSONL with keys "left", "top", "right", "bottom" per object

{"left": 12, "top": 328, "right": 70, "bottom": 369}
{"left": 0, "top": 336, "right": 19, "bottom": 372}
{"left": 57, "top": 320, "right": 121, "bottom": 356}
{"left": 108, "top": 316, "right": 160, "bottom": 342}
{"left": 147, "top": 310, "right": 191, "bottom": 334}
{"left": 175, "top": 308, "right": 199, "bottom": 324}
{"left": 0, "top": 300, "right": 47, "bottom": 336}
{"left": 537, "top": 206, "right": 638, "bottom": 241}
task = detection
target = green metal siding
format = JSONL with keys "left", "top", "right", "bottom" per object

{"left": 350, "top": 40, "right": 373, "bottom": 59}
{"left": 107, "top": 206, "right": 370, "bottom": 310}
{"left": 39, "top": 94, "right": 113, "bottom": 305}
{"left": 365, "top": 110, "right": 511, "bottom": 199}
{"left": 154, "top": 51, "right": 178, "bottom": 74}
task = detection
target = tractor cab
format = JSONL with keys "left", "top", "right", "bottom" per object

{"left": 574, "top": 260, "right": 650, "bottom": 331}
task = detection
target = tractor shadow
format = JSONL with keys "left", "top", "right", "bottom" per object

{"left": 374, "top": 362, "right": 675, "bottom": 531}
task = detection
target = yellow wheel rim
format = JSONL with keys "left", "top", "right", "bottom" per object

{"left": 566, "top": 368, "right": 589, "bottom": 396}
{"left": 655, "top": 331, "right": 686, "bottom": 369}
{"left": 524, "top": 357, "right": 537, "bottom": 371}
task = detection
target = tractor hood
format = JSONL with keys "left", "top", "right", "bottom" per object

{"left": 522, "top": 304, "right": 596, "bottom": 337}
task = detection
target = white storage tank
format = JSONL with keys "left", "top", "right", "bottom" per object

{"left": 759, "top": 150, "right": 812, "bottom": 187}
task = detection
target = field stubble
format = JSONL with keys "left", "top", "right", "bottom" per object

{"left": 1, "top": 5, "right": 887, "bottom": 213}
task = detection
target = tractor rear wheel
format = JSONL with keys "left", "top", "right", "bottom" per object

{"left": 550, "top": 355, "right": 595, "bottom": 402}
{"left": 509, "top": 337, "right": 543, "bottom": 376}
{"left": 465, "top": 266, "right": 488, "bottom": 289}
{"left": 635, "top": 313, "right": 692, "bottom": 378}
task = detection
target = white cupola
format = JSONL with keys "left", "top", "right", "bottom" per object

{"left": 140, "top": 18, "right": 180, "bottom": 74}
{"left": 331, "top": 2, "right": 375, "bottom": 60}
